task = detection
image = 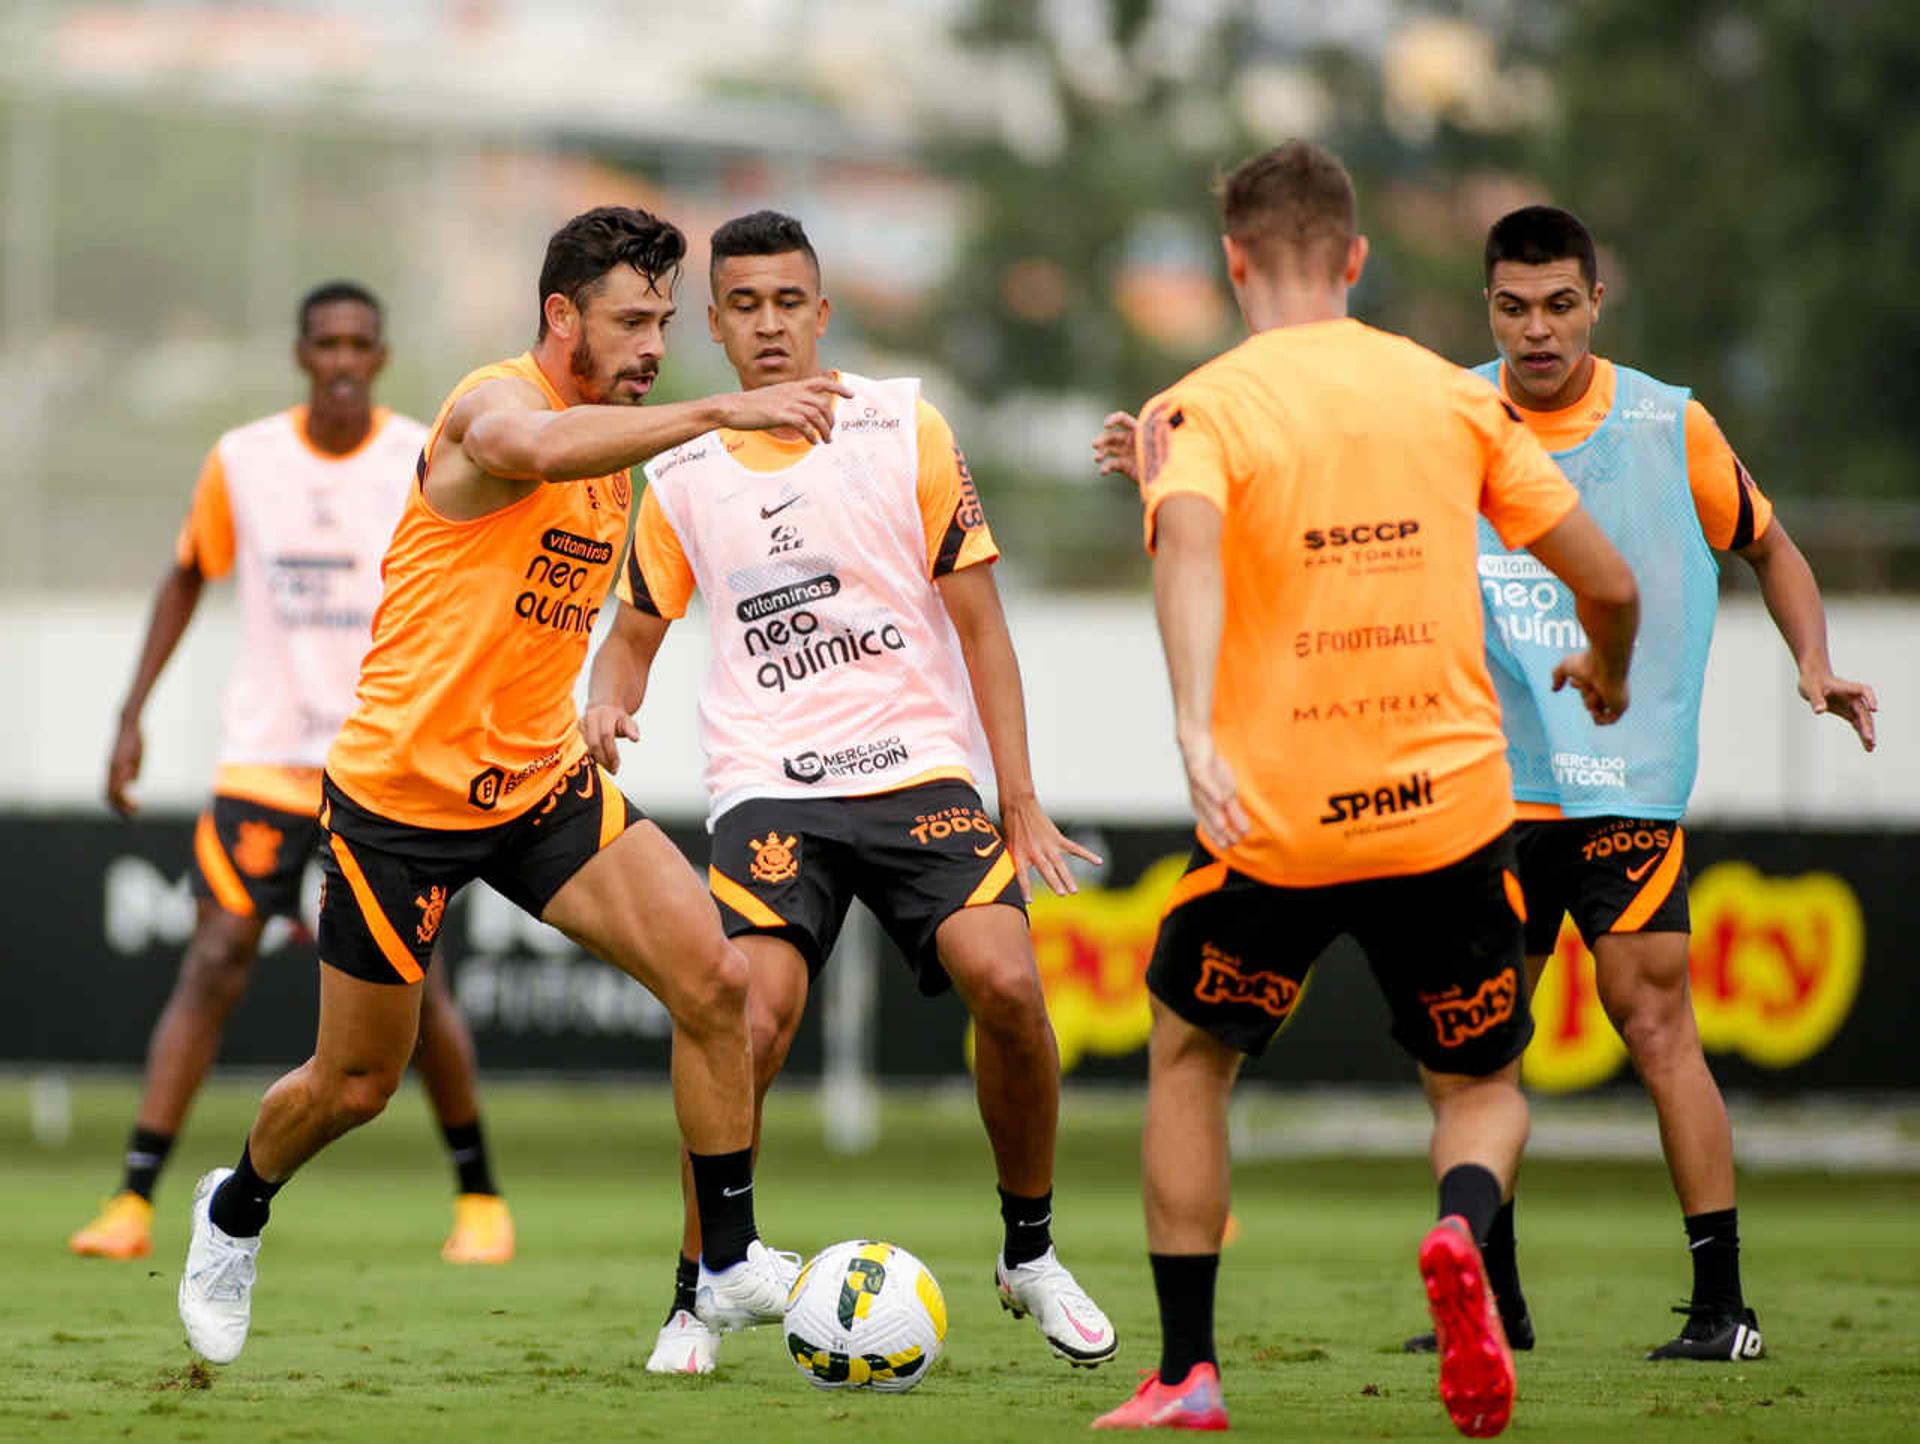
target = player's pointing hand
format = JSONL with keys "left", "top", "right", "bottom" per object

{"left": 721, "top": 375, "right": 853, "bottom": 445}
{"left": 580, "top": 703, "right": 639, "bottom": 773}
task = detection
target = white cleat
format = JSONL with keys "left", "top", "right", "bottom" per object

{"left": 645, "top": 1308, "right": 722, "bottom": 1375}
{"left": 997, "top": 1247, "right": 1118, "bottom": 1367}
{"left": 694, "top": 1241, "right": 802, "bottom": 1334}
{"left": 177, "top": 1168, "right": 260, "bottom": 1365}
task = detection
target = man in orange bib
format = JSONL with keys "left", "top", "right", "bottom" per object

{"left": 174, "top": 208, "right": 850, "bottom": 1366}
{"left": 72, "top": 282, "right": 513, "bottom": 1268}
{"left": 1088, "top": 143, "right": 1639, "bottom": 1438}
{"left": 583, "top": 211, "right": 1114, "bottom": 1377}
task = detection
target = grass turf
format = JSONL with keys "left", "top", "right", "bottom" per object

{"left": 0, "top": 1078, "right": 1915, "bottom": 1442}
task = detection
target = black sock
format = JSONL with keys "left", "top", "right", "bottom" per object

{"left": 999, "top": 1186, "right": 1054, "bottom": 1269}
{"left": 1483, "top": 1197, "right": 1530, "bottom": 1323}
{"left": 207, "top": 1142, "right": 282, "bottom": 1239}
{"left": 1436, "top": 1163, "right": 1503, "bottom": 1246}
{"left": 440, "top": 1119, "right": 498, "bottom": 1197}
{"left": 121, "top": 1126, "right": 174, "bottom": 1202}
{"left": 1684, "top": 1207, "right": 1743, "bottom": 1314}
{"left": 668, "top": 1253, "right": 699, "bottom": 1322}
{"left": 1151, "top": 1253, "right": 1219, "bottom": 1385}
{"left": 688, "top": 1148, "right": 757, "bottom": 1271}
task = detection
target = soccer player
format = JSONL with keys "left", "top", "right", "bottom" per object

{"left": 175, "top": 207, "right": 851, "bottom": 1365}
{"left": 71, "top": 281, "right": 514, "bottom": 1267}
{"left": 582, "top": 210, "right": 1118, "bottom": 1377}
{"left": 1087, "top": 143, "right": 1639, "bottom": 1436}
{"left": 1406, "top": 205, "right": 1877, "bottom": 1363}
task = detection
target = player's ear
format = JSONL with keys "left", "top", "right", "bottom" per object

{"left": 1343, "top": 234, "right": 1369, "bottom": 288}
{"left": 707, "top": 302, "right": 722, "bottom": 344}
{"left": 1221, "top": 234, "right": 1247, "bottom": 287}
{"left": 1589, "top": 279, "right": 1605, "bottom": 323}
{"left": 542, "top": 291, "right": 577, "bottom": 341}
{"left": 816, "top": 294, "right": 831, "bottom": 338}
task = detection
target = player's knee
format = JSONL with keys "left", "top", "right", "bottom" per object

{"left": 329, "top": 1068, "right": 404, "bottom": 1129}
{"left": 961, "top": 961, "right": 1047, "bottom": 1042}
{"left": 177, "top": 933, "right": 257, "bottom": 1013}
{"left": 672, "top": 940, "right": 751, "bottom": 1039}
{"left": 1613, "top": 997, "right": 1696, "bottom": 1069}
{"left": 747, "top": 995, "right": 800, "bottom": 1073}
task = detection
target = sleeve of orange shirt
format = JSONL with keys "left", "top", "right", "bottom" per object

{"left": 615, "top": 485, "right": 697, "bottom": 619}
{"left": 173, "top": 446, "right": 236, "bottom": 579}
{"left": 1685, "top": 399, "right": 1774, "bottom": 551}
{"left": 1136, "top": 387, "right": 1235, "bottom": 554}
{"left": 916, "top": 398, "right": 1000, "bottom": 578}
{"left": 1461, "top": 377, "right": 1581, "bottom": 548}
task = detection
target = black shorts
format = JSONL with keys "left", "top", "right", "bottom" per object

{"left": 1513, "top": 817, "right": 1689, "bottom": 954}
{"left": 707, "top": 780, "right": 1026, "bottom": 995}
{"left": 316, "top": 757, "right": 643, "bottom": 985}
{"left": 1147, "top": 833, "right": 1532, "bottom": 1076}
{"left": 192, "top": 795, "right": 321, "bottom": 922}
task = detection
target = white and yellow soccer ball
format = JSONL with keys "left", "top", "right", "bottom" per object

{"left": 783, "top": 1240, "right": 948, "bottom": 1393}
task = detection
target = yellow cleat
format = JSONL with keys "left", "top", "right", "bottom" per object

{"left": 441, "top": 1193, "right": 514, "bottom": 1264}
{"left": 69, "top": 1191, "right": 154, "bottom": 1259}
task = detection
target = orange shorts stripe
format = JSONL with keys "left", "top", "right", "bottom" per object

{"left": 1502, "top": 868, "right": 1527, "bottom": 923}
{"left": 194, "top": 812, "right": 256, "bottom": 916}
{"left": 964, "top": 850, "right": 1018, "bottom": 908}
{"left": 1161, "top": 859, "right": 1230, "bottom": 920}
{"left": 709, "top": 867, "right": 787, "bottom": 929}
{"left": 595, "top": 768, "right": 625, "bottom": 850}
{"left": 1612, "top": 827, "right": 1686, "bottom": 935}
{"left": 326, "top": 835, "right": 425, "bottom": 983}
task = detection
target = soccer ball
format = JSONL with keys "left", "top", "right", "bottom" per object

{"left": 783, "top": 1240, "right": 947, "bottom": 1393}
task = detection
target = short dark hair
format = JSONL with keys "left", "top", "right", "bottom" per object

{"left": 1216, "top": 140, "right": 1356, "bottom": 281}
{"left": 1484, "top": 206, "right": 1598, "bottom": 290}
{"left": 708, "top": 210, "right": 821, "bottom": 291}
{"left": 298, "top": 280, "right": 381, "bottom": 338}
{"left": 537, "top": 206, "right": 686, "bottom": 339}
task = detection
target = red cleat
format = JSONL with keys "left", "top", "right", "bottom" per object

{"left": 1419, "top": 1216, "right": 1515, "bottom": 1438}
{"left": 1091, "top": 1363, "right": 1229, "bottom": 1430}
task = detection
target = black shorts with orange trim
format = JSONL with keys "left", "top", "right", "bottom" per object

{"left": 1513, "top": 817, "right": 1689, "bottom": 954}
{"left": 191, "top": 795, "right": 322, "bottom": 921}
{"left": 708, "top": 780, "right": 1026, "bottom": 996}
{"left": 1147, "top": 832, "right": 1532, "bottom": 1075}
{"left": 316, "top": 758, "right": 643, "bottom": 985}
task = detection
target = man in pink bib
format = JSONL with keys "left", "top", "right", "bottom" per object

{"left": 584, "top": 211, "right": 1117, "bottom": 1377}
{"left": 72, "top": 282, "right": 514, "bottom": 1267}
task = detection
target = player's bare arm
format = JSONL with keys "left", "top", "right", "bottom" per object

{"left": 1092, "top": 411, "right": 1140, "bottom": 484}
{"left": 1738, "top": 519, "right": 1878, "bottom": 750}
{"left": 1150, "top": 494, "right": 1250, "bottom": 850}
{"left": 432, "top": 374, "right": 849, "bottom": 521}
{"left": 581, "top": 601, "right": 673, "bottom": 773}
{"left": 936, "top": 564, "right": 1101, "bottom": 899}
{"left": 1523, "top": 505, "right": 1640, "bottom": 725}
{"left": 107, "top": 559, "right": 208, "bottom": 816}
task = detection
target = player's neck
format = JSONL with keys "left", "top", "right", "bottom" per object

{"left": 530, "top": 341, "right": 585, "bottom": 407}
{"left": 1236, "top": 277, "right": 1349, "bottom": 334}
{"left": 302, "top": 401, "right": 375, "bottom": 456}
{"left": 1508, "top": 351, "right": 1597, "bottom": 413}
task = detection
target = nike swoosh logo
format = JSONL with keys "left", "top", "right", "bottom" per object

{"left": 1063, "top": 1307, "right": 1107, "bottom": 1345}
{"left": 1625, "top": 855, "right": 1660, "bottom": 882}
{"left": 721, "top": 1183, "right": 753, "bottom": 1198}
{"left": 973, "top": 840, "right": 1002, "bottom": 858}
{"left": 759, "top": 495, "right": 801, "bottom": 519}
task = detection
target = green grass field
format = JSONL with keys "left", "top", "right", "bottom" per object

{"left": 1, "top": 1078, "right": 1915, "bottom": 1443}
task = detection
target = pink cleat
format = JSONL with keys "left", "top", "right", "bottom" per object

{"left": 1091, "top": 1363, "right": 1228, "bottom": 1430}
{"left": 1419, "top": 1216, "right": 1515, "bottom": 1438}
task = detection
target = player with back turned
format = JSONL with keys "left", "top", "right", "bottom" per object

{"left": 1089, "top": 142, "right": 1639, "bottom": 1437}
{"left": 1398, "top": 205, "right": 1878, "bottom": 1365}
{"left": 173, "top": 207, "right": 850, "bottom": 1366}
{"left": 72, "top": 282, "right": 514, "bottom": 1268}
{"left": 584, "top": 210, "right": 1116, "bottom": 1378}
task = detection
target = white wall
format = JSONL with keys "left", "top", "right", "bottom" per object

{"left": 1, "top": 594, "right": 1908, "bottom": 822}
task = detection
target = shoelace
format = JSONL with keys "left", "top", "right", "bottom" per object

{"left": 1017, "top": 1255, "right": 1099, "bottom": 1313}
{"left": 190, "top": 1238, "right": 257, "bottom": 1303}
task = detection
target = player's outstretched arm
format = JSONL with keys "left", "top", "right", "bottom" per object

{"left": 581, "top": 601, "right": 672, "bottom": 774}
{"left": 937, "top": 565, "right": 1101, "bottom": 899}
{"left": 460, "top": 374, "right": 852, "bottom": 485}
{"left": 1091, "top": 411, "right": 1140, "bottom": 484}
{"left": 107, "top": 560, "right": 207, "bottom": 816}
{"left": 1738, "top": 519, "right": 1878, "bottom": 751}
{"left": 1524, "top": 506, "right": 1639, "bottom": 725}
{"left": 1152, "top": 495, "right": 1250, "bottom": 850}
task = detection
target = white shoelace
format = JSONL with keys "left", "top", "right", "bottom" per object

{"left": 190, "top": 1237, "right": 257, "bottom": 1303}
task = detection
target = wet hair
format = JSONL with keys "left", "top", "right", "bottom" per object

{"left": 537, "top": 206, "right": 687, "bottom": 339}
{"left": 708, "top": 210, "right": 821, "bottom": 290}
{"left": 1216, "top": 140, "right": 1356, "bottom": 281}
{"left": 1484, "top": 206, "right": 1599, "bottom": 290}
{"left": 298, "top": 280, "right": 381, "bottom": 338}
